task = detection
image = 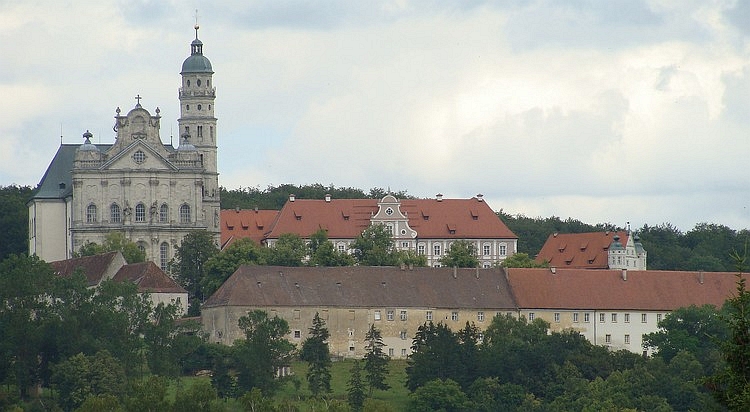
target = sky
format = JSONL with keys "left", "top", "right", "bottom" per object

{"left": 2, "top": 0, "right": 750, "bottom": 232}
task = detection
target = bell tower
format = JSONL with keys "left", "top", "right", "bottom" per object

{"left": 178, "top": 24, "right": 220, "bottom": 238}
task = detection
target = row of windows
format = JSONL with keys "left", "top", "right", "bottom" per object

{"left": 86, "top": 203, "right": 191, "bottom": 224}
{"left": 423, "top": 243, "right": 508, "bottom": 257}
{"left": 604, "top": 334, "right": 631, "bottom": 345}
{"left": 373, "top": 309, "right": 487, "bottom": 322}
{"left": 534, "top": 312, "right": 665, "bottom": 324}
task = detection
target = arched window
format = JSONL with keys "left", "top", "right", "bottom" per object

{"left": 160, "top": 242, "right": 170, "bottom": 271}
{"left": 135, "top": 203, "right": 146, "bottom": 222}
{"left": 137, "top": 241, "right": 147, "bottom": 253}
{"left": 159, "top": 204, "right": 169, "bottom": 223}
{"left": 86, "top": 204, "right": 97, "bottom": 223}
{"left": 179, "top": 204, "right": 191, "bottom": 223}
{"left": 110, "top": 203, "right": 121, "bottom": 223}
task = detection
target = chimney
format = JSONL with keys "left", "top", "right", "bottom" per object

{"left": 325, "top": 193, "right": 331, "bottom": 202}
{"left": 476, "top": 266, "right": 480, "bottom": 279}
{"left": 436, "top": 193, "right": 443, "bottom": 202}
{"left": 289, "top": 193, "right": 295, "bottom": 202}
{"left": 254, "top": 206, "right": 258, "bottom": 213}
{"left": 550, "top": 267, "right": 556, "bottom": 274}
{"left": 235, "top": 206, "right": 240, "bottom": 213}
{"left": 621, "top": 269, "right": 627, "bottom": 281}
{"left": 452, "top": 266, "right": 457, "bottom": 278}
{"left": 699, "top": 271, "right": 704, "bottom": 284}
{"left": 476, "top": 193, "right": 484, "bottom": 202}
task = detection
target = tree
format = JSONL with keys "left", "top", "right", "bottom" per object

{"left": 50, "top": 350, "right": 126, "bottom": 411}
{"left": 347, "top": 361, "right": 366, "bottom": 412}
{"left": 76, "top": 232, "right": 146, "bottom": 263}
{"left": 123, "top": 375, "right": 171, "bottom": 412}
{"left": 500, "top": 252, "right": 549, "bottom": 268}
{"left": 363, "top": 324, "right": 390, "bottom": 395}
{"left": 0, "top": 185, "right": 34, "bottom": 260}
{"left": 233, "top": 310, "right": 295, "bottom": 395}
{"left": 172, "top": 379, "right": 220, "bottom": 412}
{"left": 409, "top": 379, "right": 472, "bottom": 412}
{"left": 439, "top": 240, "right": 479, "bottom": 268}
{"left": 350, "top": 224, "right": 399, "bottom": 266}
{"left": 202, "top": 238, "right": 267, "bottom": 300}
{"left": 309, "top": 229, "right": 354, "bottom": 267}
{"left": 300, "top": 312, "right": 332, "bottom": 397}
{"left": 406, "top": 322, "right": 463, "bottom": 391}
{"left": 267, "top": 233, "right": 307, "bottom": 266}
{"left": 175, "top": 230, "right": 219, "bottom": 316}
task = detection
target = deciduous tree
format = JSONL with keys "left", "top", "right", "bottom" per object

{"left": 350, "top": 224, "right": 399, "bottom": 266}
{"left": 439, "top": 240, "right": 479, "bottom": 268}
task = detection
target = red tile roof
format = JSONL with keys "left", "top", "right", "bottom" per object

{"left": 220, "top": 209, "right": 279, "bottom": 248}
{"left": 50, "top": 251, "right": 122, "bottom": 286}
{"left": 265, "top": 197, "right": 517, "bottom": 240}
{"left": 112, "top": 261, "right": 187, "bottom": 294}
{"left": 506, "top": 267, "right": 746, "bottom": 311}
{"left": 536, "top": 231, "right": 628, "bottom": 268}
{"left": 203, "top": 266, "right": 517, "bottom": 310}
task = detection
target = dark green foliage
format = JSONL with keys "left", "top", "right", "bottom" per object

{"left": 202, "top": 238, "right": 267, "bottom": 300}
{"left": 172, "top": 379, "right": 220, "bottom": 412}
{"left": 233, "top": 310, "right": 295, "bottom": 396}
{"left": 406, "top": 322, "right": 465, "bottom": 391}
{"left": 497, "top": 210, "right": 609, "bottom": 256}
{"left": 75, "top": 232, "right": 147, "bottom": 263}
{"left": 350, "top": 224, "right": 399, "bottom": 266}
{"left": 219, "top": 184, "right": 412, "bottom": 210}
{"left": 347, "top": 361, "right": 366, "bottom": 412}
{"left": 439, "top": 240, "right": 479, "bottom": 268}
{"left": 500, "top": 252, "right": 549, "bottom": 268}
{"left": 50, "top": 350, "right": 126, "bottom": 411}
{"left": 123, "top": 375, "right": 171, "bottom": 412}
{"left": 0, "top": 185, "right": 33, "bottom": 260}
{"left": 267, "top": 233, "right": 307, "bottom": 266}
{"left": 300, "top": 312, "right": 332, "bottom": 397}
{"left": 175, "top": 230, "right": 219, "bottom": 316}
{"left": 309, "top": 229, "right": 355, "bottom": 267}
{"left": 409, "top": 379, "right": 472, "bottom": 412}
{"left": 363, "top": 324, "right": 390, "bottom": 395}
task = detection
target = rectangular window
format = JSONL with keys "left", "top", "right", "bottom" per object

{"left": 584, "top": 313, "right": 590, "bottom": 323}
{"left": 388, "top": 348, "right": 394, "bottom": 357}
{"left": 624, "top": 334, "right": 630, "bottom": 344}
{"left": 499, "top": 244, "right": 507, "bottom": 256}
{"left": 294, "top": 310, "right": 301, "bottom": 320}
{"left": 641, "top": 313, "right": 647, "bottom": 323}
{"left": 387, "top": 310, "right": 394, "bottom": 321}
{"left": 400, "top": 310, "right": 407, "bottom": 321}
{"left": 417, "top": 244, "right": 426, "bottom": 255}
{"left": 426, "top": 310, "right": 433, "bottom": 321}
{"left": 657, "top": 313, "right": 663, "bottom": 323}
{"left": 197, "top": 125, "right": 203, "bottom": 138}
{"left": 483, "top": 244, "right": 491, "bottom": 256}
{"left": 337, "top": 243, "right": 346, "bottom": 253}
{"left": 573, "top": 313, "right": 579, "bottom": 323}
{"left": 400, "top": 331, "right": 407, "bottom": 340}
{"left": 624, "top": 313, "right": 630, "bottom": 323}
{"left": 599, "top": 313, "right": 605, "bottom": 323}
{"left": 348, "top": 330, "right": 354, "bottom": 337}
{"left": 451, "top": 311, "right": 459, "bottom": 321}
{"left": 349, "top": 310, "right": 355, "bottom": 320}
{"left": 374, "top": 310, "right": 381, "bottom": 321}
{"left": 605, "top": 334, "right": 612, "bottom": 344}
{"left": 528, "top": 312, "right": 535, "bottom": 321}
{"left": 477, "top": 311, "right": 485, "bottom": 322}
{"left": 401, "top": 348, "right": 407, "bottom": 357}
{"left": 293, "top": 330, "right": 301, "bottom": 339}
{"left": 433, "top": 244, "right": 442, "bottom": 256}
{"left": 611, "top": 313, "right": 617, "bottom": 323}
{"left": 349, "top": 346, "right": 355, "bottom": 352}
{"left": 554, "top": 312, "right": 560, "bottom": 323}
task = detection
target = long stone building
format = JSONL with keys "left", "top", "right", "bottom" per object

{"left": 202, "top": 265, "right": 743, "bottom": 358}
{"left": 28, "top": 26, "right": 220, "bottom": 268}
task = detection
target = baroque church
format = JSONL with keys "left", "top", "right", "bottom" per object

{"left": 28, "top": 26, "right": 220, "bottom": 269}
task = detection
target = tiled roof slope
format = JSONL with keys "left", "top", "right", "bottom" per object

{"left": 506, "top": 268, "right": 746, "bottom": 311}
{"left": 113, "top": 261, "right": 187, "bottom": 294}
{"left": 50, "top": 251, "right": 123, "bottom": 286}
{"left": 203, "top": 266, "right": 517, "bottom": 310}
{"left": 220, "top": 209, "right": 280, "bottom": 248}
{"left": 536, "top": 231, "right": 628, "bottom": 268}
{"left": 266, "top": 198, "right": 517, "bottom": 239}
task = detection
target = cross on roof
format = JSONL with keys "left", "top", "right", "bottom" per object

{"left": 135, "top": 94, "right": 142, "bottom": 107}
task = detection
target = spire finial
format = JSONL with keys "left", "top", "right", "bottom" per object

{"left": 194, "top": 9, "right": 199, "bottom": 38}
{"left": 134, "top": 94, "right": 142, "bottom": 107}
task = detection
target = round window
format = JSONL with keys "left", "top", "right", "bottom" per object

{"left": 385, "top": 207, "right": 394, "bottom": 216}
{"left": 197, "top": 79, "right": 202, "bottom": 86}
{"left": 133, "top": 150, "right": 146, "bottom": 164}
{"left": 400, "top": 229, "right": 407, "bottom": 235}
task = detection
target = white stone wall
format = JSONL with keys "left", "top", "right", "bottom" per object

{"left": 29, "top": 199, "right": 70, "bottom": 262}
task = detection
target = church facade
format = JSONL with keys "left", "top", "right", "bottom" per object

{"left": 28, "top": 27, "right": 220, "bottom": 268}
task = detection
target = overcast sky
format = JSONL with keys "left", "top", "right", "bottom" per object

{"left": 2, "top": 1, "right": 750, "bottom": 232}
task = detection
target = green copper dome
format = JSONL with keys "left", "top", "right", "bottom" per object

{"left": 181, "top": 31, "right": 213, "bottom": 74}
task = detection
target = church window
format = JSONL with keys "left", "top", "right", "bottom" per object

{"left": 133, "top": 150, "right": 146, "bottom": 164}
{"left": 197, "top": 126, "right": 203, "bottom": 138}
{"left": 187, "top": 79, "right": 190, "bottom": 87}
{"left": 110, "top": 203, "right": 121, "bottom": 223}
{"left": 180, "top": 204, "right": 191, "bottom": 223}
{"left": 137, "top": 242, "right": 146, "bottom": 253}
{"left": 160, "top": 242, "right": 169, "bottom": 270}
{"left": 186, "top": 105, "right": 190, "bottom": 111}
{"left": 135, "top": 203, "right": 146, "bottom": 222}
{"left": 197, "top": 79, "right": 202, "bottom": 86}
{"left": 86, "top": 204, "right": 97, "bottom": 223}
{"left": 197, "top": 104, "right": 202, "bottom": 111}
{"left": 207, "top": 80, "right": 210, "bottom": 88}
{"left": 159, "top": 204, "right": 168, "bottom": 223}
